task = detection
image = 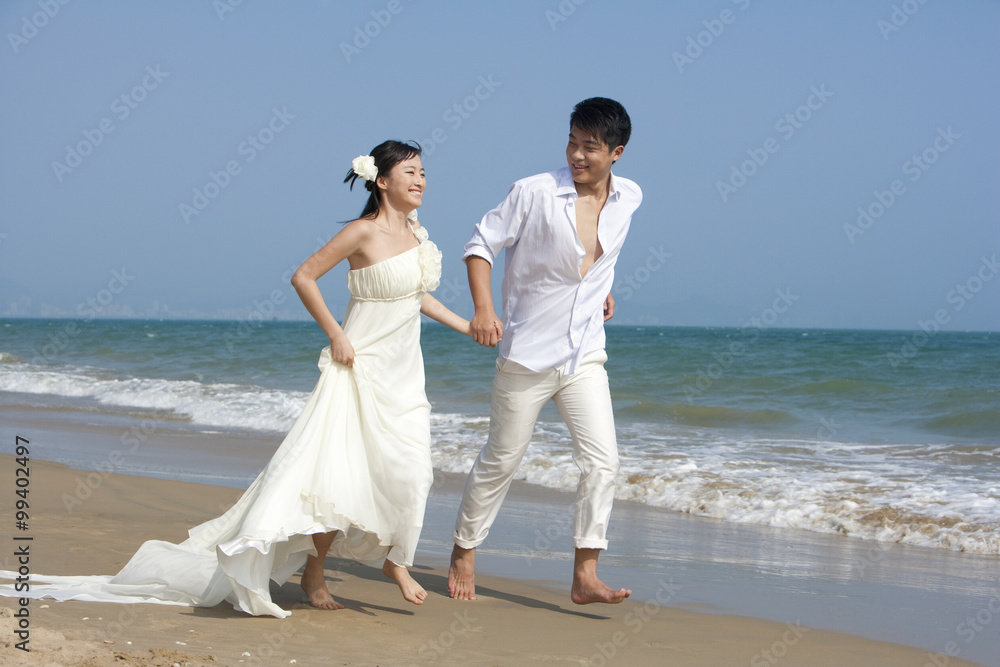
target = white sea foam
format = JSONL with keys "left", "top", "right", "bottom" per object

{"left": 2, "top": 360, "right": 997, "bottom": 555}
{"left": 0, "top": 362, "right": 307, "bottom": 433}
{"left": 429, "top": 414, "right": 1000, "bottom": 555}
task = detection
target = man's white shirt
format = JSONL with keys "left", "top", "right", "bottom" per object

{"left": 463, "top": 166, "right": 642, "bottom": 374}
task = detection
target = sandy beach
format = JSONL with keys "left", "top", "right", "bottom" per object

{"left": 0, "top": 429, "right": 995, "bottom": 667}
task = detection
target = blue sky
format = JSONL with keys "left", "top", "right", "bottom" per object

{"left": 2, "top": 0, "right": 997, "bottom": 331}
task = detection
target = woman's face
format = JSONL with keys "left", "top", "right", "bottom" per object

{"left": 379, "top": 156, "right": 425, "bottom": 212}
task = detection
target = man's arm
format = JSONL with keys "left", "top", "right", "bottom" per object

{"left": 604, "top": 292, "right": 615, "bottom": 321}
{"left": 467, "top": 256, "right": 502, "bottom": 347}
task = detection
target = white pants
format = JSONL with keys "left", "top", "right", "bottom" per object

{"left": 453, "top": 350, "right": 619, "bottom": 550}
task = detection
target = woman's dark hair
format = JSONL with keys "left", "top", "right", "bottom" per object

{"left": 569, "top": 97, "right": 631, "bottom": 150}
{"left": 343, "top": 140, "right": 422, "bottom": 220}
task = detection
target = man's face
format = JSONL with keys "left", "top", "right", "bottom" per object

{"left": 566, "top": 125, "right": 623, "bottom": 186}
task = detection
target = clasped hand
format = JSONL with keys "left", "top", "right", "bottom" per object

{"left": 470, "top": 311, "right": 503, "bottom": 348}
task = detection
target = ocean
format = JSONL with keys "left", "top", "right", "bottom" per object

{"left": 1, "top": 318, "right": 998, "bottom": 556}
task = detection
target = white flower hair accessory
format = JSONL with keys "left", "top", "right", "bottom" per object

{"left": 352, "top": 155, "right": 378, "bottom": 182}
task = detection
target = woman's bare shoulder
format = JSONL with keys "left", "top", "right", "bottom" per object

{"left": 334, "top": 217, "right": 376, "bottom": 244}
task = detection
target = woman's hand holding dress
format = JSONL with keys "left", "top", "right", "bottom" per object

{"left": 329, "top": 331, "right": 356, "bottom": 368}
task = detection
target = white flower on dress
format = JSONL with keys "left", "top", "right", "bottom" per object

{"left": 407, "top": 209, "right": 419, "bottom": 223}
{"left": 415, "top": 226, "right": 442, "bottom": 292}
{"left": 352, "top": 155, "right": 378, "bottom": 182}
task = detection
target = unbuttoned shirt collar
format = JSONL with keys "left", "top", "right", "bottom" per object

{"left": 553, "top": 167, "right": 624, "bottom": 203}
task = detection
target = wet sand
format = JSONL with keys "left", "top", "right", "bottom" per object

{"left": 0, "top": 414, "right": 997, "bottom": 666}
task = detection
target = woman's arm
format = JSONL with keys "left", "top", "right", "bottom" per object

{"left": 420, "top": 293, "right": 474, "bottom": 337}
{"left": 291, "top": 221, "right": 369, "bottom": 367}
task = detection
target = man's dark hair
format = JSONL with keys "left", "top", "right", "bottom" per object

{"left": 569, "top": 97, "right": 631, "bottom": 149}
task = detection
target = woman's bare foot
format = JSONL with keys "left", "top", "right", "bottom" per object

{"left": 301, "top": 558, "right": 344, "bottom": 610}
{"left": 302, "top": 532, "right": 343, "bottom": 610}
{"left": 571, "top": 548, "right": 631, "bottom": 605}
{"left": 448, "top": 544, "right": 476, "bottom": 600}
{"left": 382, "top": 559, "right": 427, "bottom": 605}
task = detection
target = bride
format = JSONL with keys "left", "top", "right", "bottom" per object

{"left": 0, "top": 140, "right": 477, "bottom": 618}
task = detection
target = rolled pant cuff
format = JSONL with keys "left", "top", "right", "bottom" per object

{"left": 573, "top": 538, "right": 609, "bottom": 550}
{"left": 453, "top": 533, "right": 485, "bottom": 550}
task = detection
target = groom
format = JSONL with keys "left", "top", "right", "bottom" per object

{"left": 449, "top": 97, "right": 641, "bottom": 604}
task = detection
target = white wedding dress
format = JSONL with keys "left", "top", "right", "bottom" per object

{"left": 0, "top": 225, "right": 443, "bottom": 618}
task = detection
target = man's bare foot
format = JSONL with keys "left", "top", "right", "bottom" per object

{"left": 382, "top": 560, "right": 427, "bottom": 605}
{"left": 300, "top": 562, "right": 344, "bottom": 610}
{"left": 448, "top": 544, "right": 476, "bottom": 600}
{"left": 570, "top": 574, "right": 631, "bottom": 605}
{"left": 571, "top": 547, "right": 630, "bottom": 605}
